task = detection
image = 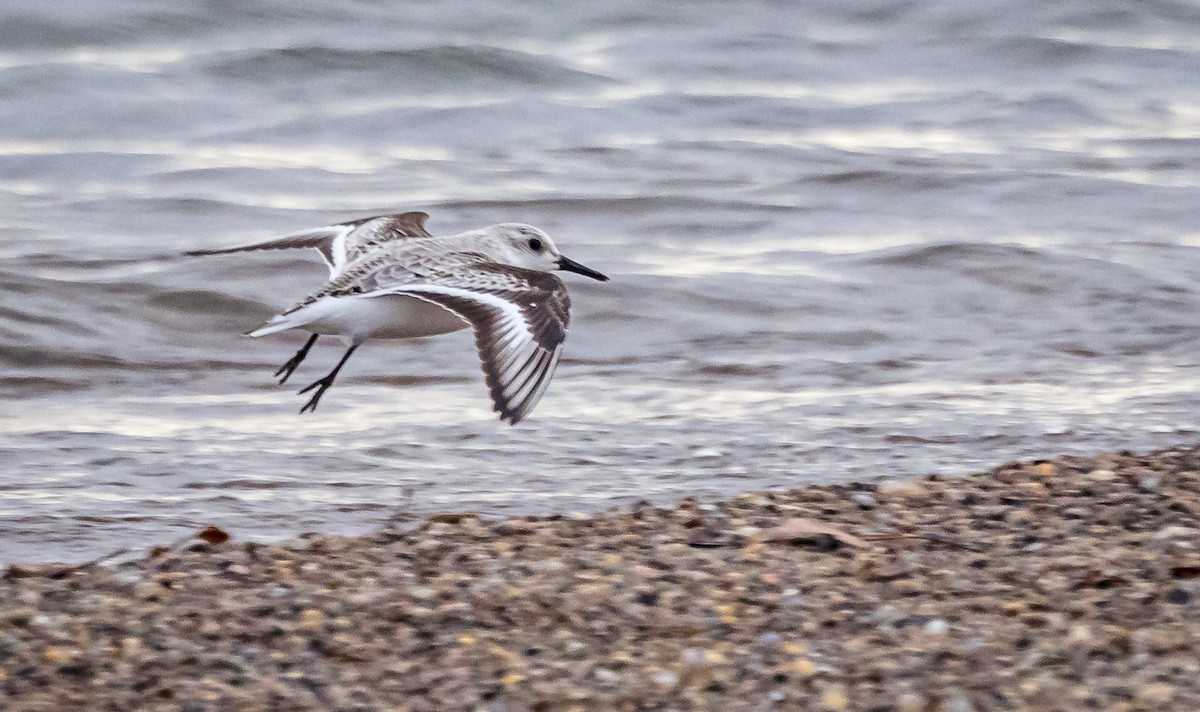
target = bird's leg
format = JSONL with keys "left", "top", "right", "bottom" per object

{"left": 298, "top": 343, "right": 360, "bottom": 414}
{"left": 274, "top": 333, "right": 319, "bottom": 384}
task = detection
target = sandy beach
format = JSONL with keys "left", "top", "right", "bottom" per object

{"left": 3, "top": 446, "right": 1199, "bottom": 711}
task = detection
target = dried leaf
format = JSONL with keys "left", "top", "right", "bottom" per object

{"left": 197, "top": 525, "right": 230, "bottom": 545}
{"left": 1171, "top": 565, "right": 1200, "bottom": 579}
{"left": 762, "top": 518, "right": 866, "bottom": 549}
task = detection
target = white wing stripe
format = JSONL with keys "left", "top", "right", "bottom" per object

{"left": 496, "top": 334, "right": 531, "bottom": 380}
{"left": 523, "top": 345, "right": 562, "bottom": 415}
{"left": 329, "top": 226, "right": 352, "bottom": 275}
{"left": 513, "top": 345, "right": 548, "bottom": 390}
{"left": 509, "top": 350, "right": 550, "bottom": 406}
{"left": 369, "top": 283, "right": 567, "bottom": 423}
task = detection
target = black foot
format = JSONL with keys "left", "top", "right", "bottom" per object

{"left": 297, "top": 376, "right": 333, "bottom": 414}
{"left": 295, "top": 342, "right": 359, "bottom": 414}
{"left": 275, "top": 333, "right": 319, "bottom": 385}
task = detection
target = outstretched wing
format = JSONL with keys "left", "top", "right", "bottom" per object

{"left": 365, "top": 263, "right": 572, "bottom": 424}
{"left": 185, "top": 211, "right": 433, "bottom": 277}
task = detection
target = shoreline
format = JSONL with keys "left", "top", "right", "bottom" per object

{"left": 4, "top": 446, "right": 1199, "bottom": 710}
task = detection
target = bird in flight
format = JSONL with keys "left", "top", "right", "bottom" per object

{"left": 186, "top": 211, "right": 608, "bottom": 424}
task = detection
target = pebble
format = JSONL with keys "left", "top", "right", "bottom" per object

{"left": 853, "top": 493, "right": 877, "bottom": 508}
{"left": 1135, "top": 683, "right": 1175, "bottom": 706}
{"left": 2, "top": 446, "right": 1199, "bottom": 711}
{"left": 944, "top": 689, "right": 974, "bottom": 712}
{"left": 1154, "top": 525, "right": 1196, "bottom": 541}
{"left": 923, "top": 619, "right": 949, "bottom": 636}
{"left": 877, "top": 480, "right": 925, "bottom": 497}
{"left": 821, "top": 683, "right": 849, "bottom": 711}
{"left": 297, "top": 609, "right": 323, "bottom": 631}
{"left": 680, "top": 648, "right": 706, "bottom": 666}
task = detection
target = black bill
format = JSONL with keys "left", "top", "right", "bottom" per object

{"left": 557, "top": 255, "right": 609, "bottom": 282}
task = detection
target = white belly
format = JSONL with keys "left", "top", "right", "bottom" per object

{"left": 305, "top": 294, "right": 469, "bottom": 340}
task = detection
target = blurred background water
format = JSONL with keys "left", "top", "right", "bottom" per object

{"left": 2, "top": 0, "right": 1200, "bottom": 562}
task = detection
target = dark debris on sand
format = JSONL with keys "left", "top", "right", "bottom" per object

{"left": 3, "top": 446, "right": 1200, "bottom": 711}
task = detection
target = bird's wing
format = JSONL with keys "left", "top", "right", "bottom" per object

{"left": 338, "top": 212, "right": 433, "bottom": 269}
{"left": 362, "top": 262, "right": 572, "bottom": 424}
{"left": 184, "top": 211, "right": 433, "bottom": 277}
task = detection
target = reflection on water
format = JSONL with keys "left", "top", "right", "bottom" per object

{"left": 2, "top": 0, "right": 1200, "bottom": 561}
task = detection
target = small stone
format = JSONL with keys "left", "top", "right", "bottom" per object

{"left": 680, "top": 648, "right": 706, "bottom": 666}
{"left": 944, "top": 689, "right": 974, "bottom": 712}
{"left": 1068, "top": 623, "right": 1092, "bottom": 643}
{"left": 409, "top": 586, "right": 436, "bottom": 600}
{"left": 877, "top": 480, "right": 925, "bottom": 497}
{"left": 1154, "top": 525, "right": 1196, "bottom": 542}
{"left": 3, "top": 608, "right": 35, "bottom": 627}
{"left": 594, "top": 667, "right": 620, "bottom": 685}
{"left": 713, "top": 603, "right": 738, "bottom": 623}
{"left": 632, "top": 590, "right": 659, "bottom": 606}
{"left": 820, "top": 683, "right": 849, "bottom": 711}
{"left": 790, "top": 657, "right": 816, "bottom": 678}
{"left": 923, "top": 619, "right": 949, "bottom": 636}
{"left": 1086, "top": 469, "right": 1116, "bottom": 481}
{"left": 853, "top": 493, "right": 876, "bottom": 508}
{"left": 653, "top": 670, "right": 678, "bottom": 688}
{"left": 1135, "top": 683, "right": 1174, "bottom": 706}
{"left": 1166, "top": 588, "right": 1190, "bottom": 605}
{"left": 1033, "top": 463, "right": 1057, "bottom": 476}
{"left": 298, "top": 609, "right": 323, "bottom": 631}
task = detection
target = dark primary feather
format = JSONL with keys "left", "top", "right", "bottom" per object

{"left": 378, "top": 265, "right": 572, "bottom": 424}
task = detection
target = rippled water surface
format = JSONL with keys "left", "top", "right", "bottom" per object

{"left": 4, "top": 1, "right": 1200, "bottom": 562}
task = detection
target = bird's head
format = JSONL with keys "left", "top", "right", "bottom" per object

{"left": 483, "top": 223, "right": 609, "bottom": 281}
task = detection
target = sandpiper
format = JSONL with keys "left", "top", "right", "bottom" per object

{"left": 186, "top": 211, "right": 608, "bottom": 424}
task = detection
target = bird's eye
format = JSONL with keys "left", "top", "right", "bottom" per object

{"left": 528, "top": 238, "right": 543, "bottom": 252}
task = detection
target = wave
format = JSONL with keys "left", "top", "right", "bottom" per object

{"left": 204, "top": 44, "right": 612, "bottom": 89}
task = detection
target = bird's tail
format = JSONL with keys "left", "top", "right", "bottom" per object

{"left": 243, "top": 296, "right": 339, "bottom": 338}
{"left": 243, "top": 317, "right": 296, "bottom": 338}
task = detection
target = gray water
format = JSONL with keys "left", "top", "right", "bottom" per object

{"left": 3, "top": 0, "right": 1200, "bottom": 563}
